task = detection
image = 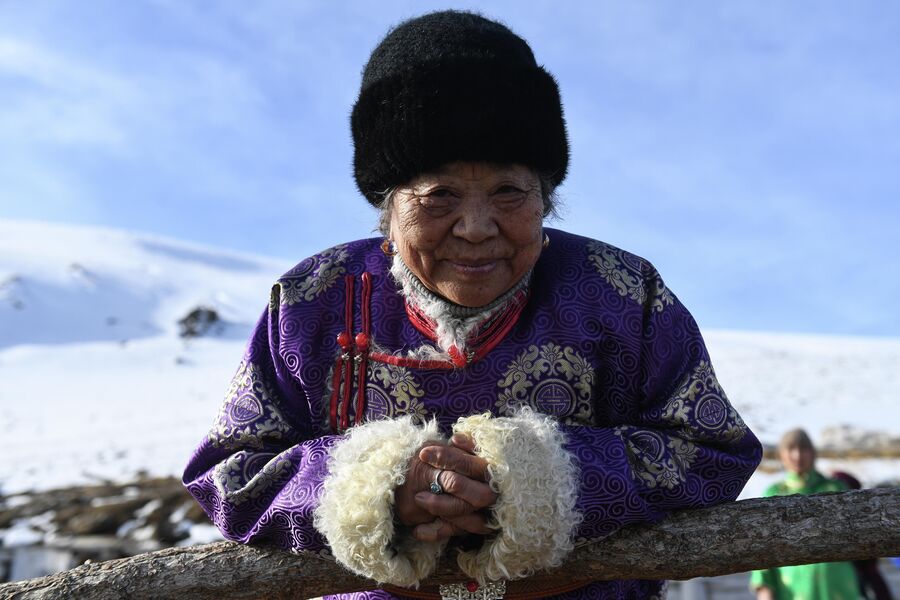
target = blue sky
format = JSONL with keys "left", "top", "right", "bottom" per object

{"left": 1, "top": 1, "right": 898, "bottom": 336}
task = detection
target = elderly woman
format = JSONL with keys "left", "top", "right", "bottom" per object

{"left": 184, "top": 10, "right": 762, "bottom": 600}
{"left": 750, "top": 430, "right": 858, "bottom": 600}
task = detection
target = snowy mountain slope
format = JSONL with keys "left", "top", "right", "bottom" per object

{"left": 0, "top": 219, "right": 290, "bottom": 347}
{"left": 0, "top": 219, "right": 897, "bottom": 498}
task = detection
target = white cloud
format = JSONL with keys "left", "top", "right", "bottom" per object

{"left": 0, "top": 37, "right": 135, "bottom": 149}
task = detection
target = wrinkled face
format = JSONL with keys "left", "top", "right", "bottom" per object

{"left": 779, "top": 444, "right": 815, "bottom": 475}
{"left": 389, "top": 162, "right": 545, "bottom": 307}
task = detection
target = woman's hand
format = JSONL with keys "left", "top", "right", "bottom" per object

{"left": 395, "top": 434, "right": 498, "bottom": 541}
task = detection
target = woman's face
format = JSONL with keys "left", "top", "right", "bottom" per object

{"left": 389, "top": 161, "right": 545, "bottom": 307}
{"left": 779, "top": 444, "right": 815, "bottom": 475}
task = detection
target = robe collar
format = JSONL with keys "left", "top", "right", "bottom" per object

{"left": 390, "top": 255, "right": 531, "bottom": 367}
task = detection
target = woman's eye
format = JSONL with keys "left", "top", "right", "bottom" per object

{"left": 493, "top": 186, "right": 528, "bottom": 207}
{"left": 417, "top": 191, "right": 456, "bottom": 214}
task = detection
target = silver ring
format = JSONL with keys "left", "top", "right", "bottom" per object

{"left": 430, "top": 469, "right": 445, "bottom": 495}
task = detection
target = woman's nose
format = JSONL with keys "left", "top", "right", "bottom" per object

{"left": 452, "top": 203, "right": 498, "bottom": 243}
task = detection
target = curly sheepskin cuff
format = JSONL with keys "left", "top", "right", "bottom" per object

{"left": 453, "top": 409, "right": 581, "bottom": 582}
{"left": 313, "top": 417, "right": 446, "bottom": 587}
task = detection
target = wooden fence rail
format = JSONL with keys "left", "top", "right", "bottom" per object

{"left": 2, "top": 488, "right": 898, "bottom": 600}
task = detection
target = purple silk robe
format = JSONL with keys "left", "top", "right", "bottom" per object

{"left": 183, "top": 228, "right": 762, "bottom": 599}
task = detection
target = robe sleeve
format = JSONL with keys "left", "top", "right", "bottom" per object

{"left": 447, "top": 261, "right": 762, "bottom": 582}
{"left": 566, "top": 260, "right": 762, "bottom": 541}
{"left": 182, "top": 285, "right": 445, "bottom": 586}
{"left": 181, "top": 294, "right": 336, "bottom": 554}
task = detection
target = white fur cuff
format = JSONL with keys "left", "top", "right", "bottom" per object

{"left": 313, "top": 417, "right": 446, "bottom": 587}
{"left": 453, "top": 409, "right": 581, "bottom": 582}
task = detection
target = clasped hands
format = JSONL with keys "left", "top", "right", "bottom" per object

{"left": 395, "top": 433, "right": 498, "bottom": 542}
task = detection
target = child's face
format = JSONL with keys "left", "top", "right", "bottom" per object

{"left": 779, "top": 444, "right": 815, "bottom": 475}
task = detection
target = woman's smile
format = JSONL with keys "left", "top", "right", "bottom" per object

{"left": 447, "top": 259, "right": 498, "bottom": 274}
{"left": 389, "top": 162, "right": 544, "bottom": 307}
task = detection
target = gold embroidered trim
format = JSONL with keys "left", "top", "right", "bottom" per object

{"left": 210, "top": 360, "right": 296, "bottom": 451}
{"left": 278, "top": 244, "right": 350, "bottom": 305}
{"left": 496, "top": 343, "right": 595, "bottom": 425}
{"left": 586, "top": 241, "right": 673, "bottom": 313}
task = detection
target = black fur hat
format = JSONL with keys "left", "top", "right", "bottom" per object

{"left": 351, "top": 10, "right": 569, "bottom": 206}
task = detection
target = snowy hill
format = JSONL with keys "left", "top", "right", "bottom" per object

{"left": 1, "top": 219, "right": 897, "bottom": 498}
{"left": 0, "top": 220, "right": 289, "bottom": 347}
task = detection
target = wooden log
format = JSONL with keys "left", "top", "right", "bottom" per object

{"left": 2, "top": 488, "right": 897, "bottom": 600}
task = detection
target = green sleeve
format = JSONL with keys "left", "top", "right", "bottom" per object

{"left": 750, "top": 567, "right": 779, "bottom": 591}
{"left": 822, "top": 479, "right": 848, "bottom": 493}
{"left": 763, "top": 481, "right": 784, "bottom": 497}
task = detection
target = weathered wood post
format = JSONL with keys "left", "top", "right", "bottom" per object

{"left": 2, "top": 489, "right": 897, "bottom": 600}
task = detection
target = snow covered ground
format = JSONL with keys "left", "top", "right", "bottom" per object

{"left": 1, "top": 219, "right": 898, "bottom": 499}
